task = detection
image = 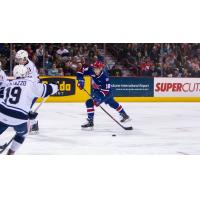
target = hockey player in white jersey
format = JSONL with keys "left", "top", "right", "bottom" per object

{"left": 15, "top": 50, "right": 39, "bottom": 82}
{"left": 0, "top": 61, "right": 9, "bottom": 99}
{"left": 15, "top": 50, "right": 40, "bottom": 133}
{"left": 0, "top": 65, "right": 58, "bottom": 155}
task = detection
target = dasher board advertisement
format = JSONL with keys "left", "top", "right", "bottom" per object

{"left": 110, "top": 77, "right": 154, "bottom": 97}
{"left": 39, "top": 76, "right": 91, "bottom": 102}
{"left": 154, "top": 78, "right": 200, "bottom": 97}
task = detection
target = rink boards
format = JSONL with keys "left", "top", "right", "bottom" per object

{"left": 37, "top": 76, "right": 200, "bottom": 102}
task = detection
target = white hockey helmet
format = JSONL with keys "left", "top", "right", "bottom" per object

{"left": 13, "top": 64, "right": 28, "bottom": 79}
{"left": 15, "top": 50, "right": 28, "bottom": 64}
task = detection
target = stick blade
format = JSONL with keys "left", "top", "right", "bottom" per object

{"left": 124, "top": 126, "right": 133, "bottom": 130}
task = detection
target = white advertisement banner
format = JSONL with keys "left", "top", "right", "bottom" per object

{"left": 154, "top": 78, "right": 200, "bottom": 97}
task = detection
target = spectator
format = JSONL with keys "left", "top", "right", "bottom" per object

{"left": 36, "top": 44, "right": 44, "bottom": 66}
{"left": 44, "top": 57, "right": 53, "bottom": 71}
{"left": 36, "top": 44, "right": 44, "bottom": 57}
{"left": 48, "top": 63, "right": 63, "bottom": 76}
{"left": 38, "top": 68, "right": 46, "bottom": 76}
{"left": 56, "top": 44, "right": 69, "bottom": 57}
{"left": 26, "top": 44, "right": 34, "bottom": 59}
{"left": 109, "top": 65, "right": 123, "bottom": 76}
{"left": 48, "top": 63, "right": 60, "bottom": 76}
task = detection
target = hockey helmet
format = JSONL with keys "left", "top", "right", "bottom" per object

{"left": 93, "top": 61, "right": 104, "bottom": 69}
{"left": 13, "top": 64, "right": 28, "bottom": 79}
{"left": 15, "top": 50, "right": 28, "bottom": 64}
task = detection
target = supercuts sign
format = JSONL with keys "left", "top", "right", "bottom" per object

{"left": 154, "top": 78, "right": 200, "bottom": 97}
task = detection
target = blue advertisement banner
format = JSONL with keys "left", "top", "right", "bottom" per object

{"left": 109, "top": 77, "right": 154, "bottom": 97}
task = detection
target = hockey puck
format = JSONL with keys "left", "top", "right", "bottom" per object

{"left": 112, "top": 134, "right": 116, "bottom": 137}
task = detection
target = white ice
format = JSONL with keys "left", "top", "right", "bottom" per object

{"left": 1, "top": 102, "right": 200, "bottom": 155}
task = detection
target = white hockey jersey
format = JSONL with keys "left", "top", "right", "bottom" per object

{"left": 0, "top": 78, "right": 58, "bottom": 125}
{"left": 0, "top": 69, "right": 8, "bottom": 88}
{"left": 25, "top": 59, "right": 39, "bottom": 82}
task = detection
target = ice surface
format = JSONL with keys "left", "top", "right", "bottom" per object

{"left": 1, "top": 102, "right": 200, "bottom": 155}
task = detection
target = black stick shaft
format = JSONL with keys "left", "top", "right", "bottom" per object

{"left": 0, "top": 136, "right": 14, "bottom": 154}
{"left": 83, "top": 88, "right": 129, "bottom": 130}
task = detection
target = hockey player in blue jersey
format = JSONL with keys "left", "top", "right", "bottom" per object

{"left": 77, "top": 61, "right": 130, "bottom": 129}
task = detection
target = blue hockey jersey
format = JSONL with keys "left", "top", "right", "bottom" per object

{"left": 77, "top": 66, "right": 111, "bottom": 97}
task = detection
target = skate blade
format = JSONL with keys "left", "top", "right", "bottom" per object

{"left": 29, "top": 130, "right": 39, "bottom": 135}
{"left": 121, "top": 118, "right": 132, "bottom": 123}
{"left": 81, "top": 127, "right": 94, "bottom": 131}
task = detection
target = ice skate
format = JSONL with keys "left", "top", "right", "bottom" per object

{"left": 30, "top": 121, "right": 39, "bottom": 134}
{"left": 120, "top": 113, "right": 131, "bottom": 123}
{"left": 81, "top": 119, "right": 94, "bottom": 130}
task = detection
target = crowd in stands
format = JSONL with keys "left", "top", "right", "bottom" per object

{"left": 0, "top": 43, "right": 200, "bottom": 78}
{"left": 0, "top": 44, "right": 10, "bottom": 74}
{"left": 0, "top": 43, "right": 104, "bottom": 76}
{"left": 107, "top": 43, "right": 200, "bottom": 77}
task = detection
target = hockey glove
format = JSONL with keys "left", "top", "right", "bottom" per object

{"left": 77, "top": 80, "right": 84, "bottom": 90}
{"left": 28, "top": 111, "right": 38, "bottom": 120}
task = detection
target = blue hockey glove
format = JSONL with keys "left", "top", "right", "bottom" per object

{"left": 77, "top": 80, "right": 84, "bottom": 90}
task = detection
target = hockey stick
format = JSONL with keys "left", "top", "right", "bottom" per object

{"left": 0, "top": 136, "right": 14, "bottom": 153}
{"left": 33, "top": 96, "right": 49, "bottom": 113}
{"left": 0, "top": 96, "right": 50, "bottom": 154}
{"left": 83, "top": 88, "right": 133, "bottom": 130}
{"left": 28, "top": 96, "right": 50, "bottom": 134}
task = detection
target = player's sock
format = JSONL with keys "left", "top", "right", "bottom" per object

{"left": 87, "top": 107, "right": 94, "bottom": 119}
{"left": 86, "top": 99, "right": 95, "bottom": 123}
{"left": 116, "top": 105, "right": 124, "bottom": 113}
{"left": 115, "top": 105, "right": 130, "bottom": 122}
